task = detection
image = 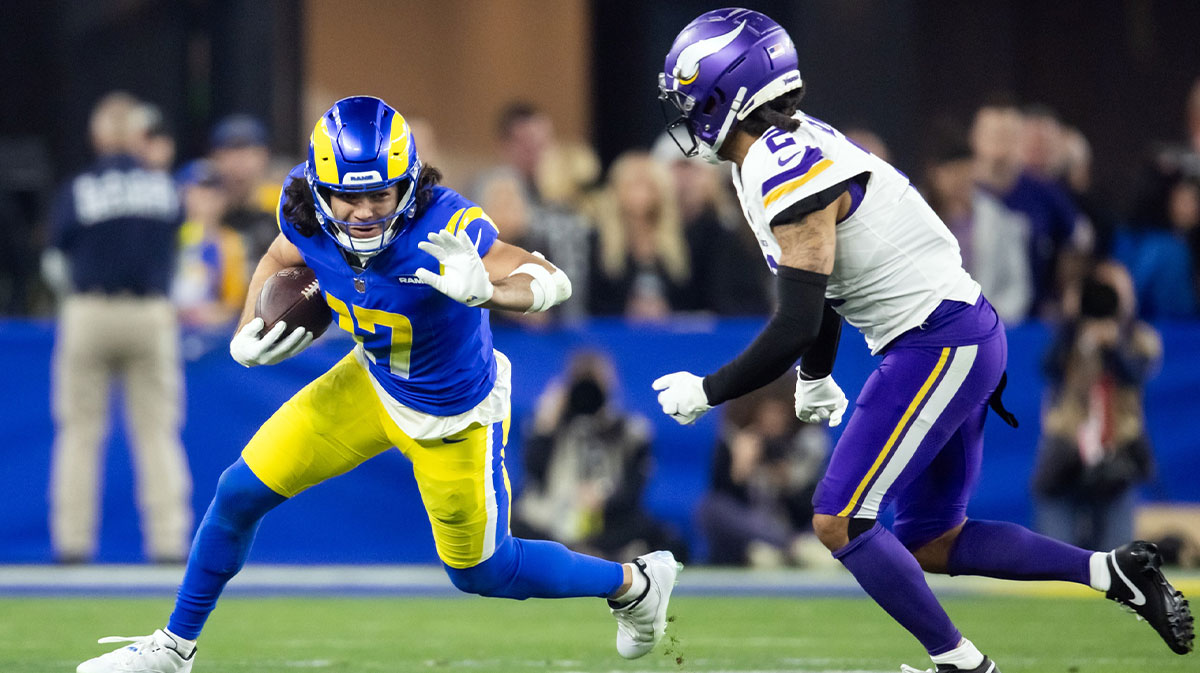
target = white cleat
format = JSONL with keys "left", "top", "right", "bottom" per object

{"left": 77, "top": 629, "right": 194, "bottom": 673}
{"left": 609, "top": 550, "right": 682, "bottom": 659}
{"left": 899, "top": 655, "right": 999, "bottom": 673}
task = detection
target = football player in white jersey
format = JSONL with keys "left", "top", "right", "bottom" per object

{"left": 653, "top": 8, "right": 1192, "bottom": 672}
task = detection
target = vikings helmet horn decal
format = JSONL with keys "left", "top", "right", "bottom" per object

{"left": 673, "top": 21, "right": 745, "bottom": 85}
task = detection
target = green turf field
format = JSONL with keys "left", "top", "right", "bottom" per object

{"left": 0, "top": 594, "right": 1190, "bottom": 672}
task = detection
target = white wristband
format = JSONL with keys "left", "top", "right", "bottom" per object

{"left": 509, "top": 261, "right": 571, "bottom": 313}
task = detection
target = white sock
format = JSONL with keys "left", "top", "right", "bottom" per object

{"left": 611, "top": 563, "right": 648, "bottom": 605}
{"left": 163, "top": 628, "right": 197, "bottom": 658}
{"left": 1088, "top": 551, "right": 1111, "bottom": 592}
{"left": 930, "top": 638, "right": 984, "bottom": 670}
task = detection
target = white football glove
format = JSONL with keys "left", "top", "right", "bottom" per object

{"left": 793, "top": 369, "right": 849, "bottom": 427}
{"left": 230, "top": 317, "right": 314, "bottom": 367}
{"left": 652, "top": 371, "right": 712, "bottom": 425}
{"left": 414, "top": 229, "right": 495, "bottom": 306}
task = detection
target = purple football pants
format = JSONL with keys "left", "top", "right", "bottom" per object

{"left": 815, "top": 297, "right": 1094, "bottom": 656}
{"left": 814, "top": 298, "right": 1004, "bottom": 549}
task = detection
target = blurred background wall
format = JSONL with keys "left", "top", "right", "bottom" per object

{"left": 304, "top": 0, "right": 592, "bottom": 183}
{"left": 6, "top": 0, "right": 1199, "bottom": 203}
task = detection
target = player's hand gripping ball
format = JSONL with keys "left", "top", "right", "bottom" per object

{"left": 255, "top": 266, "right": 332, "bottom": 338}
{"left": 230, "top": 266, "right": 329, "bottom": 367}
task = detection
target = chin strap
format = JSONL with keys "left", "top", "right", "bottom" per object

{"left": 701, "top": 85, "right": 748, "bottom": 163}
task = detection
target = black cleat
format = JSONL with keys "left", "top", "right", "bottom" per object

{"left": 901, "top": 655, "right": 1000, "bottom": 673}
{"left": 1105, "top": 541, "right": 1194, "bottom": 654}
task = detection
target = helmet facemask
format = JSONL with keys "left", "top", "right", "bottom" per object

{"left": 658, "top": 77, "right": 700, "bottom": 158}
{"left": 658, "top": 73, "right": 743, "bottom": 165}
{"left": 308, "top": 166, "right": 420, "bottom": 257}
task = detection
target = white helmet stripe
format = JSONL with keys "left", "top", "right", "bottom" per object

{"left": 673, "top": 21, "right": 745, "bottom": 82}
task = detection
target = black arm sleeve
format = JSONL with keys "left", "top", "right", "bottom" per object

{"left": 702, "top": 266, "right": 828, "bottom": 405}
{"left": 798, "top": 302, "right": 842, "bottom": 380}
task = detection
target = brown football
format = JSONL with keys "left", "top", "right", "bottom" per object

{"left": 254, "top": 266, "right": 332, "bottom": 339}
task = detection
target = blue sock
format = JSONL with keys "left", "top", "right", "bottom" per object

{"left": 834, "top": 522, "right": 962, "bottom": 655}
{"left": 947, "top": 519, "right": 1093, "bottom": 584}
{"left": 444, "top": 536, "right": 624, "bottom": 599}
{"left": 166, "top": 459, "right": 286, "bottom": 639}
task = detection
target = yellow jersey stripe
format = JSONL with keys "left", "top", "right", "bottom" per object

{"left": 836, "top": 347, "right": 952, "bottom": 517}
{"left": 438, "top": 208, "right": 468, "bottom": 274}
{"left": 459, "top": 206, "right": 499, "bottom": 234}
{"left": 445, "top": 208, "right": 467, "bottom": 234}
{"left": 762, "top": 158, "right": 834, "bottom": 209}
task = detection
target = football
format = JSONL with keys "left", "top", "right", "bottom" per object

{"left": 254, "top": 266, "right": 333, "bottom": 339}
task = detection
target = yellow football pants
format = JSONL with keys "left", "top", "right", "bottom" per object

{"left": 241, "top": 352, "right": 512, "bottom": 568}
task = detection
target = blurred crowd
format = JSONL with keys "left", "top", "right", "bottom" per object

{"left": 925, "top": 91, "right": 1200, "bottom": 324}
{"left": 6, "top": 82, "right": 1200, "bottom": 328}
{"left": 13, "top": 81, "right": 1200, "bottom": 565}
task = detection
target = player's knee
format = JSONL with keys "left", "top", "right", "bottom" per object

{"left": 443, "top": 538, "right": 519, "bottom": 598}
{"left": 444, "top": 558, "right": 511, "bottom": 598}
{"left": 812, "top": 513, "right": 850, "bottom": 551}
{"left": 903, "top": 522, "right": 965, "bottom": 574}
{"left": 444, "top": 563, "right": 491, "bottom": 596}
{"left": 210, "top": 459, "right": 285, "bottom": 528}
{"left": 908, "top": 543, "right": 942, "bottom": 573}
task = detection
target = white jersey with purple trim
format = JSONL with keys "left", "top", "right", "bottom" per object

{"left": 731, "top": 112, "right": 980, "bottom": 354}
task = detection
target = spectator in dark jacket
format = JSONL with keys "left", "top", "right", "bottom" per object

{"left": 513, "top": 350, "right": 687, "bottom": 562}
{"left": 1033, "top": 261, "right": 1159, "bottom": 552}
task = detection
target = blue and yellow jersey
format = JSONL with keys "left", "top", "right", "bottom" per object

{"left": 277, "top": 163, "right": 500, "bottom": 416}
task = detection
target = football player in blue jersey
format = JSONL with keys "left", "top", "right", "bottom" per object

{"left": 77, "top": 96, "right": 681, "bottom": 673}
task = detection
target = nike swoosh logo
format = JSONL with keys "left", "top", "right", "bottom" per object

{"left": 1110, "top": 551, "right": 1147, "bottom": 606}
{"left": 443, "top": 437, "right": 467, "bottom": 444}
{"left": 778, "top": 151, "right": 801, "bottom": 166}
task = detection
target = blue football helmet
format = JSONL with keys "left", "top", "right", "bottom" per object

{"left": 306, "top": 96, "right": 422, "bottom": 255}
{"left": 659, "top": 8, "right": 803, "bottom": 163}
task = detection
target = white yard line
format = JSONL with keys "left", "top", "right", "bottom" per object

{"left": 1, "top": 564, "right": 1197, "bottom": 597}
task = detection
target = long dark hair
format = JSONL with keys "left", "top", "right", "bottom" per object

{"left": 735, "top": 88, "right": 806, "bottom": 138}
{"left": 281, "top": 164, "right": 444, "bottom": 237}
